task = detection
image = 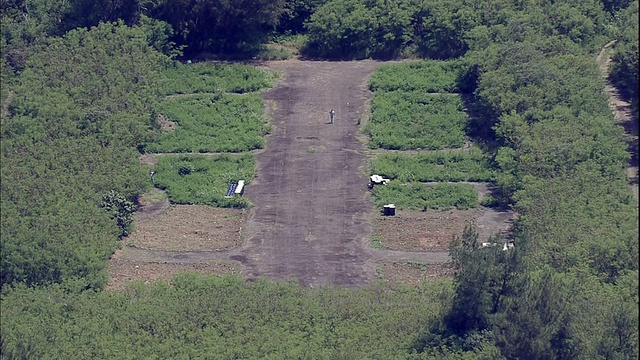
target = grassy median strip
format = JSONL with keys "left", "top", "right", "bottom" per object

{"left": 371, "top": 147, "right": 495, "bottom": 182}
{"left": 372, "top": 181, "right": 478, "bottom": 211}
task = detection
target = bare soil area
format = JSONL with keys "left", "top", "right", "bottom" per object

{"left": 373, "top": 210, "right": 478, "bottom": 251}
{"left": 372, "top": 206, "right": 514, "bottom": 252}
{"left": 132, "top": 188, "right": 170, "bottom": 222}
{"left": 105, "top": 256, "right": 240, "bottom": 292}
{"left": 377, "top": 262, "right": 454, "bottom": 288}
{"left": 156, "top": 113, "right": 177, "bottom": 131}
{"left": 126, "top": 205, "right": 244, "bottom": 252}
{"left": 234, "top": 60, "right": 380, "bottom": 287}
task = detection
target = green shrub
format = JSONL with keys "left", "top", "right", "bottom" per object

{"left": 100, "top": 190, "right": 136, "bottom": 238}
{"left": 372, "top": 181, "right": 478, "bottom": 210}
{"left": 303, "top": 0, "right": 414, "bottom": 59}
{"left": 153, "top": 154, "right": 255, "bottom": 208}
{"left": 256, "top": 45, "right": 293, "bottom": 60}
{"left": 480, "top": 195, "right": 497, "bottom": 207}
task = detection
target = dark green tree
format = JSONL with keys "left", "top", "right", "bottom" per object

{"left": 276, "top": 0, "right": 328, "bottom": 34}
{"left": 445, "top": 226, "right": 518, "bottom": 336}
{"left": 304, "top": 0, "right": 415, "bottom": 59}
{"left": 101, "top": 190, "right": 136, "bottom": 237}
{"left": 495, "top": 269, "right": 579, "bottom": 360}
{"left": 60, "top": 0, "right": 143, "bottom": 32}
{"left": 601, "top": 0, "right": 635, "bottom": 13}
{"left": 149, "top": 0, "right": 286, "bottom": 56}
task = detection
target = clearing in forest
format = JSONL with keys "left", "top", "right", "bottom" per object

{"left": 108, "top": 60, "right": 516, "bottom": 289}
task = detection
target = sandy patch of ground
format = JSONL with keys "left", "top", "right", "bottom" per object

{"left": 138, "top": 154, "right": 158, "bottom": 166}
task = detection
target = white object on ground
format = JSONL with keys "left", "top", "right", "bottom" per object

{"left": 235, "top": 180, "right": 245, "bottom": 195}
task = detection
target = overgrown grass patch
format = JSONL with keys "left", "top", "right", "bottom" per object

{"left": 371, "top": 147, "right": 495, "bottom": 182}
{"left": 365, "top": 92, "right": 468, "bottom": 150}
{"left": 154, "top": 154, "right": 255, "bottom": 208}
{"left": 143, "top": 189, "right": 168, "bottom": 203}
{"left": 256, "top": 46, "right": 292, "bottom": 60}
{"left": 372, "top": 181, "right": 478, "bottom": 211}
{"left": 160, "top": 62, "right": 276, "bottom": 95}
{"left": 257, "top": 35, "right": 308, "bottom": 60}
{"left": 369, "top": 60, "right": 465, "bottom": 93}
{"left": 147, "top": 94, "right": 270, "bottom": 153}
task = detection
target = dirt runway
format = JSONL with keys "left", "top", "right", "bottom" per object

{"left": 234, "top": 60, "right": 380, "bottom": 286}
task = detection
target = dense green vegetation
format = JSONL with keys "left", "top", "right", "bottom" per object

{"left": 371, "top": 148, "right": 496, "bottom": 183}
{"left": 304, "top": 0, "right": 477, "bottom": 59}
{"left": 366, "top": 92, "right": 468, "bottom": 150}
{"left": 148, "top": 62, "right": 275, "bottom": 153}
{"left": 303, "top": 0, "right": 613, "bottom": 59}
{"left": 148, "top": 94, "right": 270, "bottom": 153}
{"left": 422, "top": 0, "right": 639, "bottom": 357}
{"left": 1, "top": 21, "right": 167, "bottom": 290}
{"left": 0, "top": 275, "right": 478, "bottom": 359}
{"left": 154, "top": 154, "right": 255, "bottom": 208}
{"left": 1, "top": 0, "right": 638, "bottom": 358}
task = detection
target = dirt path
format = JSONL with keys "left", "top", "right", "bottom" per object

{"left": 597, "top": 41, "right": 639, "bottom": 203}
